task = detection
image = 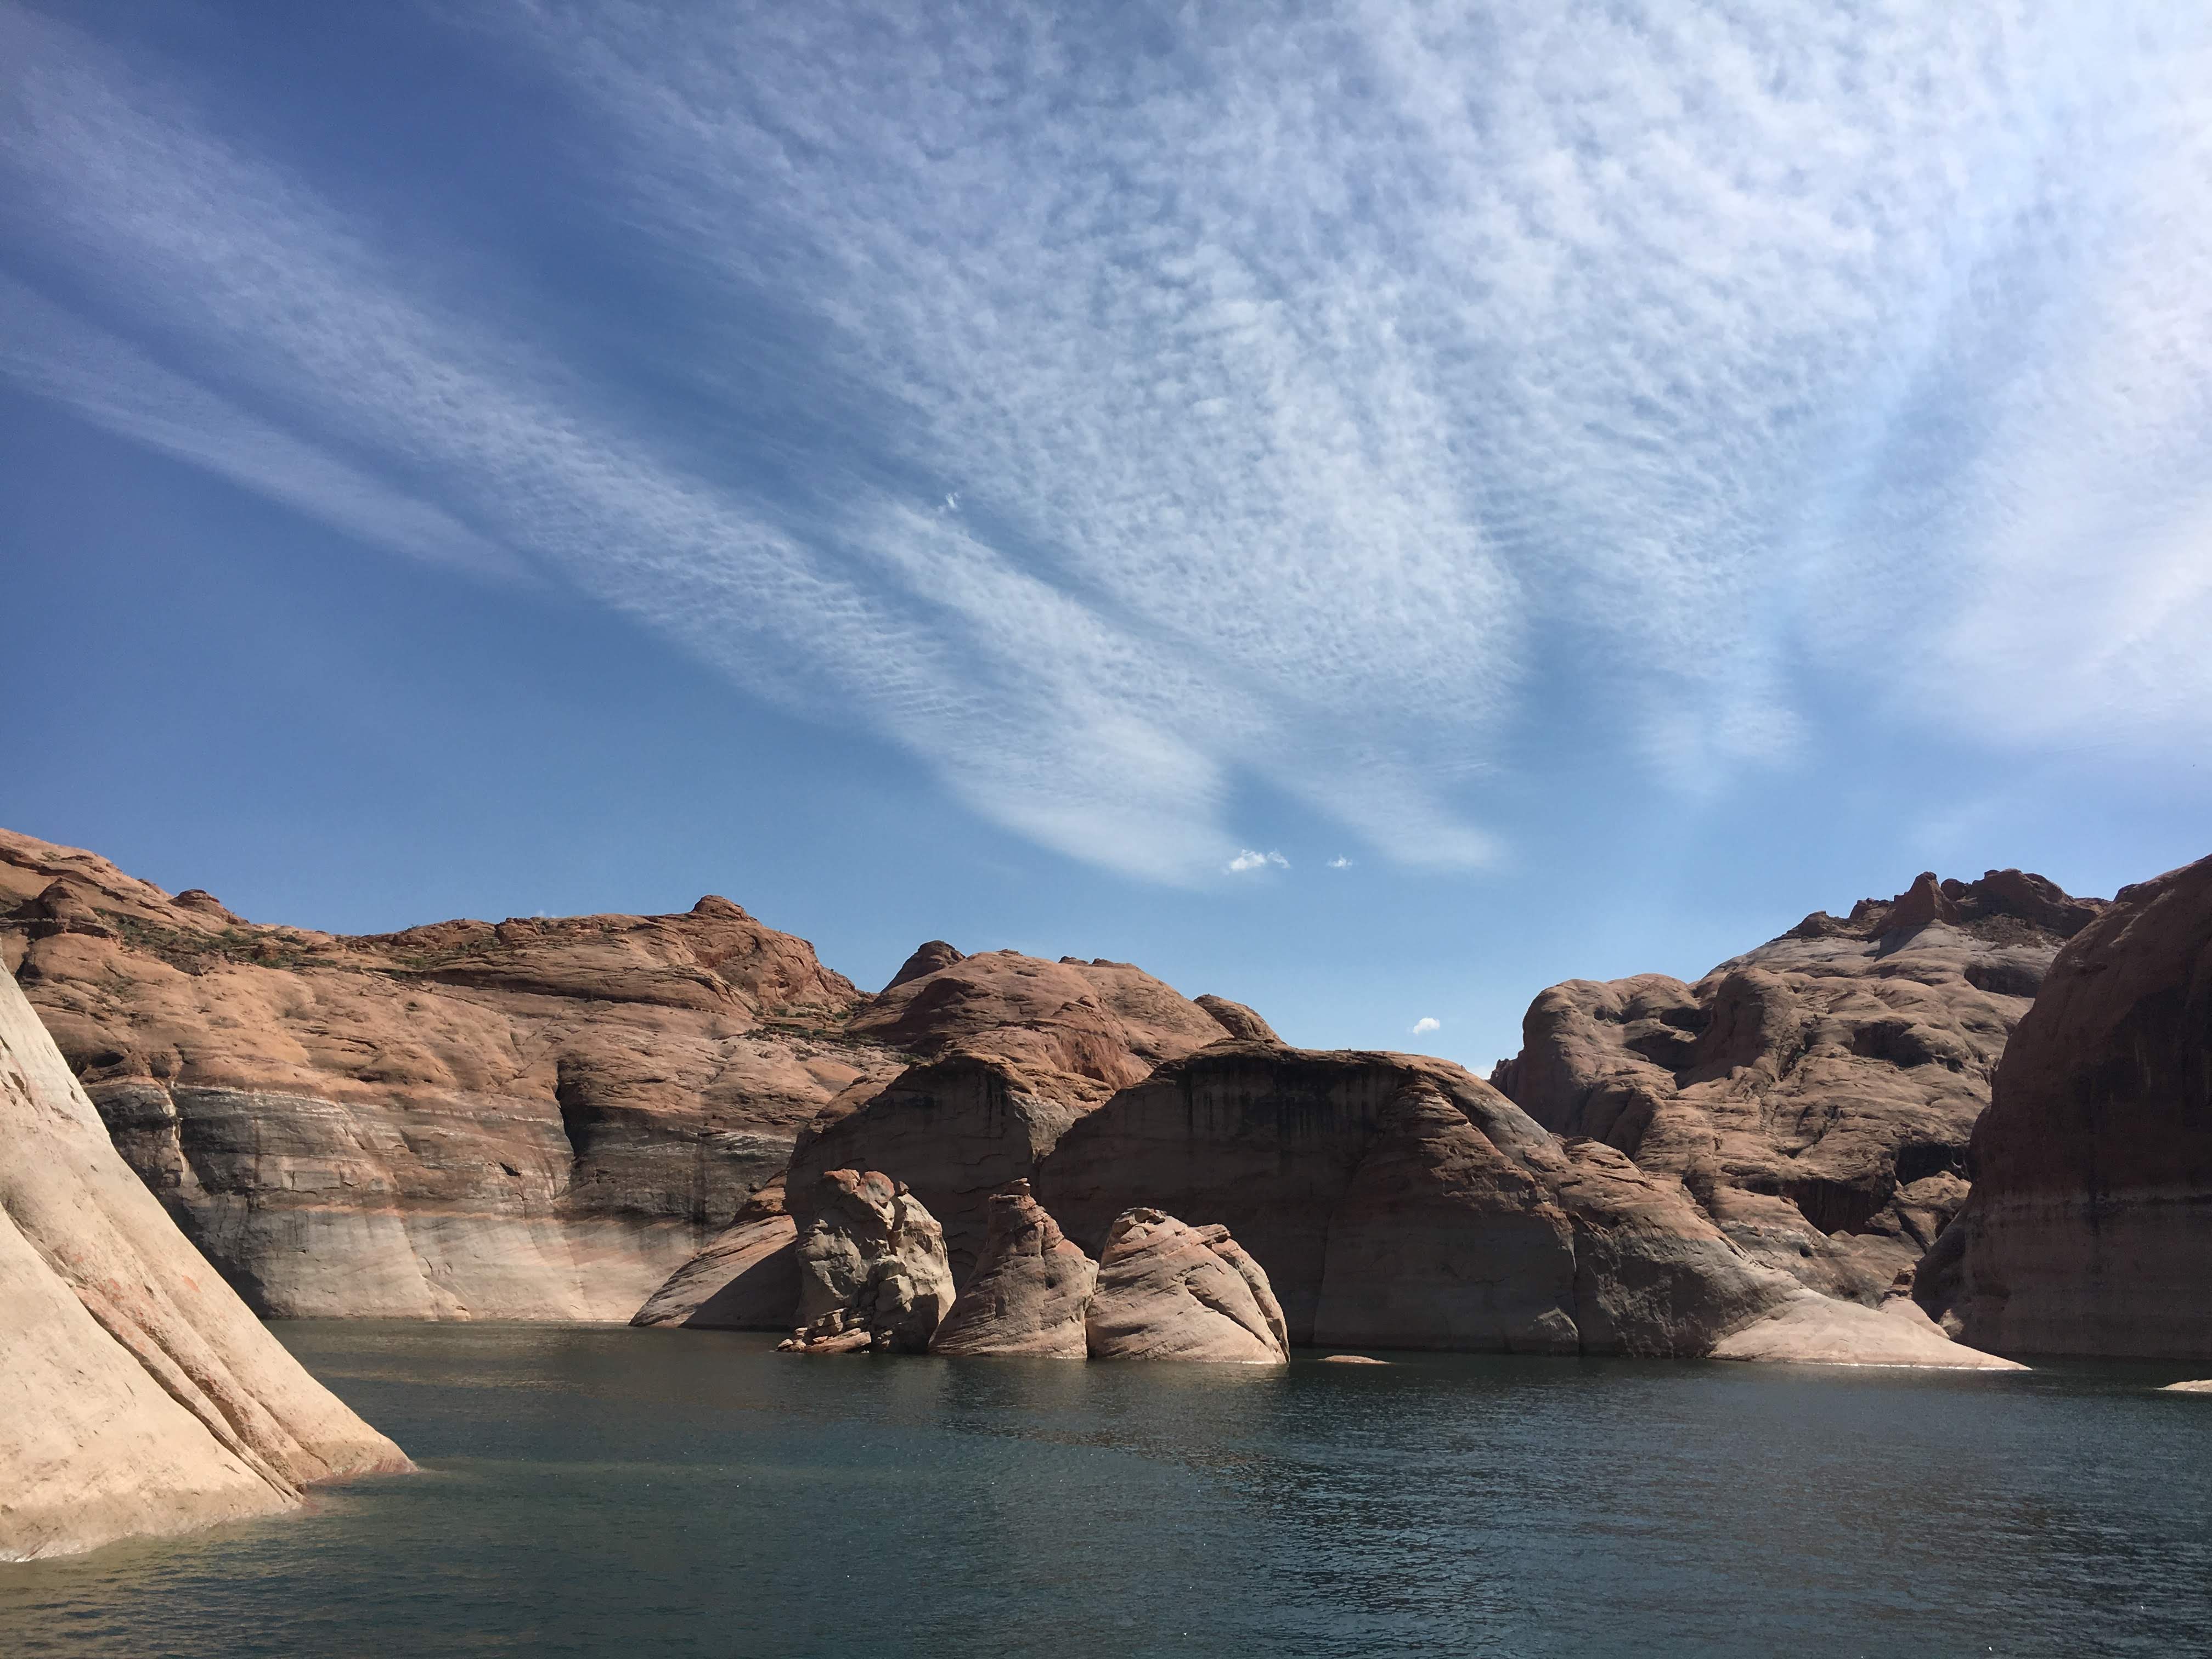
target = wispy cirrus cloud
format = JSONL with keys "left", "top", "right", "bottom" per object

{"left": 7, "top": 1, "right": 2212, "bottom": 888}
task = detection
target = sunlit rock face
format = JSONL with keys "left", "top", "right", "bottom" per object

{"left": 1084, "top": 1208, "right": 1288, "bottom": 1364}
{"left": 0, "top": 958, "right": 408, "bottom": 1561}
{"left": 0, "top": 827, "right": 901, "bottom": 1320}
{"left": 1491, "top": 871, "right": 2104, "bottom": 1304}
{"left": 1917, "top": 854, "right": 2212, "bottom": 1359}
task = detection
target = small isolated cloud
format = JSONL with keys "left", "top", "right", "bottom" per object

{"left": 1412, "top": 1017, "right": 1440, "bottom": 1035}
{"left": 1226, "top": 848, "right": 1289, "bottom": 873}
{"left": 1327, "top": 855, "right": 1352, "bottom": 868}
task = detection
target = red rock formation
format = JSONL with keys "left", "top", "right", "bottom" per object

{"left": 1492, "top": 870, "right": 2104, "bottom": 1302}
{"left": 1036, "top": 1045, "right": 1792, "bottom": 1355}
{"left": 928, "top": 1180, "right": 1095, "bottom": 1357}
{"left": 0, "top": 828, "right": 902, "bottom": 1320}
{"left": 783, "top": 951, "right": 1245, "bottom": 1282}
{"left": 882, "top": 940, "right": 964, "bottom": 991}
{"left": 1194, "top": 994, "right": 1280, "bottom": 1043}
{"left": 1084, "top": 1209, "right": 1289, "bottom": 1363}
{"left": 1917, "top": 854, "right": 2212, "bottom": 1358}
{"left": 847, "top": 948, "right": 1231, "bottom": 1096}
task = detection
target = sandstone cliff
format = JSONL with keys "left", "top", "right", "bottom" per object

{"left": 929, "top": 1180, "right": 1096, "bottom": 1357}
{"left": 1916, "top": 854, "right": 2212, "bottom": 1358}
{"left": 4, "top": 828, "right": 1264, "bottom": 1324}
{"left": 0, "top": 961, "right": 408, "bottom": 1560}
{"left": 1491, "top": 871, "right": 2103, "bottom": 1303}
{"left": 1, "top": 828, "right": 903, "bottom": 1320}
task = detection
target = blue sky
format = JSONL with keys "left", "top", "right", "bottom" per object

{"left": 5, "top": 2, "right": 2210, "bottom": 1070}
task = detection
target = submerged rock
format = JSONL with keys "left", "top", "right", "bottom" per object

{"left": 1085, "top": 1208, "right": 1290, "bottom": 1364}
{"left": 780, "top": 1170, "right": 955, "bottom": 1355}
{"left": 929, "top": 1181, "right": 1095, "bottom": 1358}
{"left": 0, "top": 961, "right": 408, "bottom": 1560}
{"left": 1917, "top": 853, "right": 2212, "bottom": 1359}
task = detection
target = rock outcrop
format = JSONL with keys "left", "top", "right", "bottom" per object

{"left": 787, "top": 950, "right": 1245, "bottom": 1282}
{"left": 845, "top": 947, "right": 1233, "bottom": 1098}
{"left": 1032, "top": 1043, "right": 1999, "bottom": 1363}
{"left": 928, "top": 1180, "right": 1096, "bottom": 1357}
{"left": 629, "top": 1180, "right": 797, "bottom": 1329}
{"left": 779, "top": 1170, "right": 955, "bottom": 1354}
{"left": 1083, "top": 1209, "right": 1290, "bottom": 1363}
{"left": 0, "top": 828, "right": 904, "bottom": 1320}
{"left": 1491, "top": 871, "right": 2104, "bottom": 1304}
{"left": 1916, "top": 855, "right": 2212, "bottom": 1358}
{"left": 0, "top": 960, "right": 408, "bottom": 1560}
{"left": 1194, "top": 994, "right": 1280, "bottom": 1043}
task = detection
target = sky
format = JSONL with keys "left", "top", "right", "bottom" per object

{"left": 5, "top": 1, "right": 2210, "bottom": 1071}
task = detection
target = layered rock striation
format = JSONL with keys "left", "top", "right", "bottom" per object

{"left": 1085, "top": 1209, "right": 1289, "bottom": 1363}
{"left": 0, "top": 961, "right": 408, "bottom": 1560}
{"left": 1491, "top": 871, "right": 2104, "bottom": 1302}
{"left": 929, "top": 1181, "right": 1096, "bottom": 1358}
{"left": 1916, "top": 855, "right": 2212, "bottom": 1358}
{"left": 1, "top": 829, "right": 902, "bottom": 1320}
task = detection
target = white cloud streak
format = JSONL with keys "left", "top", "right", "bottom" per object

{"left": 1412, "top": 1017, "right": 1440, "bottom": 1035}
{"left": 7, "top": 1, "right": 2212, "bottom": 883}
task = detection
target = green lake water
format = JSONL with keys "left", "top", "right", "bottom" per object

{"left": 2, "top": 1323, "right": 2208, "bottom": 1657}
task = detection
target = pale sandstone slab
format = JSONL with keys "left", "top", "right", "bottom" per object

{"left": 1709, "top": 1291, "right": 2025, "bottom": 1368}
{"left": 781, "top": 1170, "right": 955, "bottom": 1355}
{"left": 0, "top": 962, "right": 408, "bottom": 1560}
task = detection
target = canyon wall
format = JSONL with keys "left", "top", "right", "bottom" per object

{"left": 1492, "top": 871, "right": 2102, "bottom": 1304}
{"left": 1917, "top": 855, "right": 2212, "bottom": 1357}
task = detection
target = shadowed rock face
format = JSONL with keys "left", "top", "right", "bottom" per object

{"left": 1491, "top": 871, "right": 2104, "bottom": 1303}
{"left": 1917, "top": 854, "right": 2212, "bottom": 1358}
{"left": 0, "top": 961, "right": 408, "bottom": 1560}
{"left": 0, "top": 828, "right": 902, "bottom": 1320}
{"left": 780, "top": 1170, "right": 955, "bottom": 1355}
{"left": 629, "top": 1181, "right": 797, "bottom": 1330}
{"left": 1034, "top": 1045, "right": 1799, "bottom": 1355}
{"left": 1084, "top": 1209, "right": 1289, "bottom": 1363}
{"left": 786, "top": 1055, "right": 1086, "bottom": 1285}
{"left": 929, "top": 1180, "right": 1095, "bottom": 1357}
